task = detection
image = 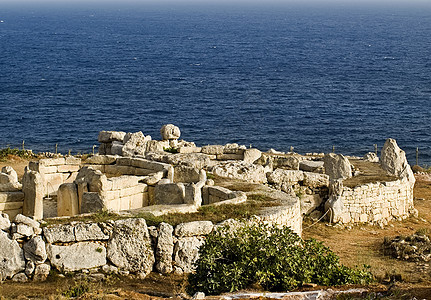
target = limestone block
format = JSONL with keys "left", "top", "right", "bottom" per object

{"left": 107, "top": 218, "right": 155, "bottom": 274}
{"left": 212, "top": 161, "right": 267, "bottom": 184}
{"left": 129, "top": 193, "right": 147, "bottom": 209}
{"left": 143, "top": 171, "right": 164, "bottom": 185}
{"left": 39, "top": 158, "right": 66, "bottom": 167}
{"left": 160, "top": 124, "right": 181, "bottom": 140}
{"left": 207, "top": 186, "right": 232, "bottom": 200}
{"left": 14, "top": 214, "right": 40, "bottom": 229}
{"left": 155, "top": 222, "right": 174, "bottom": 274}
{"left": 81, "top": 192, "right": 106, "bottom": 213}
{"left": 12, "top": 272, "right": 28, "bottom": 282}
{"left": 119, "top": 184, "right": 147, "bottom": 198}
{"left": 105, "top": 165, "right": 136, "bottom": 176}
{"left": 23, "top": 236, "right": 47, "bottom": 264}
{"left": 119, "top": 196, "right": 130, "bottom": 210}
{"left": 109, "top": 175, "right": 140, "bottom": 190}
{"left": 25, "top": 261, "right": 35, "bottom": 277}
{"left": 84, "top": 155, "right": 117, "bottom": 165}
{"left": 33, "top": 263, "right": 50, "bottom": 281}
{"left": 0, "top": 201, "right": 23, "bottom": 212}
{"left": 0, "top": 192, "right": 25, "bottom": 203}
{"left": 174, "top": 221, "right": 213, "bottom": 237}
{"left": 299, "top": 160, "right": 324, "bottom": 172}
{"left": 216, "top": 153, "right": 244, "bottom": 161}
{"left": 148, "top": 186, "right": 155, "bottom": 206}
{"left": 323, "top": 153, "right": 352, "bottom": 180}
{"left": 57, "top": 165, "right": 80, "bottom": 173}
{"left": 134, "top": 168, "right": 154, "bottom": 176}
{"left": 106, "top": 190, "right": 120, "bottom": 201}
{"left": 22, "top": 168, "right": 44, "bottom": 220}
{"left": 303, "top": 172, "right": 330, "bottom": 188}
{"left": 110, "top": 141, "right": 124, "bottom": 156}
{"left": 184, "top": 181, "right": 205, "bottom": 206}
{"left": 0, "top": 213, "right": 11, "bottom": 231}
{"left": 43, "top": 224, "right": 75, "bottom": 243}
{"left": 173, "top": 237, "right": 204, "bottom": 274}
{"left": 98, "top": 131, "right": 126, "bottom": 143}
{"left": 116, "top": 157, "right": 133, "bottom": 166}
{"left": 65, "top": 156, "right": 81, "bottom": 165}
{"left": 29, "top": 163, "right": 58, "bottom": 174}
{"left": 122, "top": 131, "right": 151, "bottom": 157}
{"left": 99, "top": 143, "right": 108, "bottom": 155}
{"left": 1, "top": 166, "right": 18, "bottom": 182}
{"left": 75, "top": 167, "right": 109, "bottom": 194}
{"left": 178, "top": 146, "right": 202, "bottom": 154}
{"left": 48, "top": 242, "right": 106, "bottom": 272}
{"left": 201, "top": 145, "right": 224, "bottom": 155}
{"left": 0, "top": 230, "right": 25, "bottom": 280}
{"left": 243, "top": 148, "right": 262, "bottom": 164}
{"left": 267, "top": 169, "right": 304, "bottom": 186}
{"left": 173, "top": 165, "right": 205, "bottom": 183}
{"left": 107, "top": 199, "right": 120, "bottom": 212}
{"left": 11, "top": 223, "right": 34, "bottom": 238}
{"left": 74, "top": 223, "right": 109, "bottom": 241}
{"left": 57, "top": 183, "right": 79, "bottom": 217}
{"left": 131, "top": 158, "right": 170, "bottom": 172}
{"left": 155, "top": 183, "right": 185, "bottom": 205}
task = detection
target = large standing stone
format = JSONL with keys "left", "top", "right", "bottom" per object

{"left": 173, "top": 165, "right": 206, "bottom": 183}
{"left": 0, "top": 230, "right": 25, "bottom": 280}
{"left": 174, "top": 237, "right": 204, "bottom": 274}
{"left": 154, "top": 183, "right": 186, "bottom": 205}
{"left": 381, "top": 138, "right": 415, "bottom": 182}
{"left": 57, "top": 183, "right": 79, "bottom": 217}
{"left": 160, "top": 124, "right": 181, "bottom": 140}
{"left": 81, "top": 192, "right": 106, "bottom": 213}
{"left": 155, "top": 222, "right": 174, "bottom": 274}
{"left": 22, "top": 167, "right": 44, "bottom": 220}
{"left": 122, "top": 131, "right": 151, "bottom": 157}
{"left": 48, "top": 242, "right": 106, "bottom": 272}
{"left": 107, "top": 218, "right": 155, "bottom": 275}
{"left": 323, "top": 153, "right": 352, "bottom": 180}
{"left": 23, "top": 236, "right": 47, "bottom": 263}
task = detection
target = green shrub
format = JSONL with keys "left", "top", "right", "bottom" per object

{"left": 188, "top": 221, "right": 373, "bottom": 295}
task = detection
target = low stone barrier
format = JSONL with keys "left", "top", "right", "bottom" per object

{"left": 0, "top": 213, "right": 302, "bottom": 283}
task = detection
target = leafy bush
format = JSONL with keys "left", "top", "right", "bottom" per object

{"left": 188, "top": 221, "right": 373, "bottom": 295}
{"left": 0, "top": 147, "right": 34, "bottom": 160}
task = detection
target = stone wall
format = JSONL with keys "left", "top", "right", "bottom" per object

{"left": 0, "top": 166, "right": 24, "bottom": 219}
{"left": 329, "top": 179, "right": 415, "bottom": 225}
{"left": 0, "top": 214, "right": 302, "bottom": 282}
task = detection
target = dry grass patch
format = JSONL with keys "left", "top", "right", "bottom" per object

{"left": 344, "top": 159, "right": 398, "bottom": 188}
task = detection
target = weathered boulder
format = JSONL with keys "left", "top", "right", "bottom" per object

{"left": 174, "top": 237, "right": 204, "bottom": 274}
{"left": 143, "top": 171, "right": 164, "bottom": 186}
{"left": 146, "top": 140, "right": 170, "bottom": 153}
{"left": 12, "top": 273, "right": 28, "bottom": 282}
{"left": 0, "top": 213, "right": 11, "bottom": 231}
{"left": 271, "top": 155, "right": 300, "bottom": 170}
{"left": 364, "top": 152, "right": 379, "bottom": 163}
{"left": 75, "top": 167, "right": 109, "bottom": 212}
{"left": 107, "top": 218, "right": 155, "bottom": 275}
{"left": 81, "top": 192, "right": 106, "bottom": 213}
{"left": 33, "top": 263, "right": 50, "bottom": 281}
{"left": 299, "top": 160, "right": 324, "bottom": 172}
{"left": 22, "top": 168, "right": 44, "bottom": 220}
{"left": 201, "top": 145, "right": 224, "bottom": 155}
{"left": 160, "top": 124, "right": 181, "bottom": 140}
{"left": 11, "top": 223, "right": 34, "bottom": 239}
{"left": 243, "top": 148, "right": 262, "bottom": 164}
{"left": 48, "top": 242, "right": 106, "bottom": 272}
{"left": 43, "top": 224, "right": 75, "bottom": 243}
{"left": 212, "top": 162, "right": 267, "bottom": 183}
{"left": 155, "top": 222, "right": 174, "bottom": 274}
{"left": 98, "top": 131, "right": 126, "bottom": 143}
{"left": 23, "top": 236, "right": 47, "bottom": 264}
{"left": 1, "top": 166, "right": 18, "bottom": 183}
{"left": 184, "top": 181, "right": 205, "bottom": 206}
{"left": 381, "top": 138, "right": 415, "bottom": 182}
{"left": 174, "top": 221, "right": 213, "bottom": 237}
{"left": 14, "top": 214, "right": 40, "bottom": 230}
{"left": 302, "top": 172, "right": 329, "bottom": 188}
{"left": 74, "top": 223, "right": 109, "bottom": 241}
{"left": 323, "top": 153, "right": 352, "bottom": 180}
{"left": 267, "top": 169, "right": 304, "bottom": 187}
{"left": 57, "top": 183, "right": 79, "bottom": 217}
{"left": 325, "top": 179, "right": 345, "bottom": 223}
{"left": 0, "top": 230, "right": 25, "bottom": 280}
{"left": 122, "top": 131, "right": 151, "bottom": 157}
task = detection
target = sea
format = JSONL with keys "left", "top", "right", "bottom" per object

{"left": 1, "top": 1, "right": 431, "bottom": 165}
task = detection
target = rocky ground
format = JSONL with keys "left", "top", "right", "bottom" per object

{"left": 1, "top": 156, "right": 431, "bottom": 299}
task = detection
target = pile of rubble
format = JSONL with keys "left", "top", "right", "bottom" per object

{"left": 383, "top": 232, "right": 431, "bottom": 262}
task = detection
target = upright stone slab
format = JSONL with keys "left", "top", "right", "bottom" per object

{"left": 323, "top": 153, "right": 352, "bottom": 180}
{"left": 107, "top": 218, "right": 155, "bottom": 276}
{"left": 22, "top": 167, "right": 44, "bottom": 220}
{"left": 381, "top": 138, "right": 415, "bottom": 183}
{"left": 57, "top": 183, "right": 79, "bottom": 217}
{"left": 155, "top": 222, "right": 174, "bottom": 274}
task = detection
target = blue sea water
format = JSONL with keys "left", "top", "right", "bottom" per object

{"left": 1, "top": 2, "right": 431, "bottom": 164}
